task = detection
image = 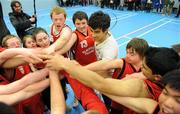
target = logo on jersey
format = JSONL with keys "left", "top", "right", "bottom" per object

{"left": 80, "top": 40, "right": 88, "bottom": 48}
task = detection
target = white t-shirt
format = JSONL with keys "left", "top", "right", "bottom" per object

{"left": 95, "top": 32, "right": 118, "bottom": 60}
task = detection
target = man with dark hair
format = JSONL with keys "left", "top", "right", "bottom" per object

{"left": 9, "top": 0, "right": 36, "bottom": 39}
{"left": 0, "top": 1, "right": 10, "bottom": 45}
{"left": 88, "top": 11, "right": 118, "bottom": 60}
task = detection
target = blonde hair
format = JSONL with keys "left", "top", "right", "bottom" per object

{"left": 2, "top": 35, "right": 21, "bottom": 48}
{"left": 50, "top": 6, "right": 67, "bottom": 18}
{"left": 22, "top": 35, "right": 33, "bottom": 47}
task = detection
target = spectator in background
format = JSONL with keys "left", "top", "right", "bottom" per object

{"left": 175, "top": 0, "right": 180, "bottom": 17}
{"left": 0, "top": 1, "right": 10, "bottom": 45}
{"left": 9, "top": 0, "right": 36, "bottom": 40}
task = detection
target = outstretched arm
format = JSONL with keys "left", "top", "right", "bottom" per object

{"left": 104, "top": 93, "right": 157, "bottom": 113}
{"left": 43, "top": 54, "right": 148, "bottom": 97}
{"left": 84, "top": 58, "right": 123, "bottom": 72}
{"left": 0, "top": 68, "right": 48, "bottom": 94}
{"left": 55, "top": 33, "right": 77, "bottom": 55}
{"left": 46, "top": 27, "right": 72, "bottom": 54}
{"left": 1, "top": 48, "right": 43, "bottom": 68}
{"left": 0, "top": 79, "right": 49, "bottom": 105}
{"left": 50, "top": 70, "right": 66, "bottom": 114}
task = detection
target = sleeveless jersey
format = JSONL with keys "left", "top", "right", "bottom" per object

{"left": 72, "top": 27, "right": 97, "bottom": 65}
{"left": 51, "top": 24, "right": 69, "bottom": 43}
{"left": 144, "top": 79, "right": 163, "bottom": 101}
{"left": 112, "top": 58, "right": 141, "bottom": 114}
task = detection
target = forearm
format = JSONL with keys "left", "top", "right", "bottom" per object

{"left": 1, "top": 48, "right": 43, "bottom": 68}
{"left": 51, "top": 28, "right": 72, "bottom": 51}
{"left": 0, "top": 68, "right": 48, "bottom": 94}
{"left": 105, "top": 93, "right": 157, "bottom": 113}
{"left": 0, "top": 79, "right": 49, "bottom": 105}
{"left": 0, "top": 48, "right": 25, "bottom": 65}
{"left": 84, "top": 59, "right": 118, "bottom": 71}
{"left": 1, "top": 56, "right": 27, "bottom": 68}
{"left": 55, "top": 35, "right": 77, "bottom": 55}
{"left": 50, "top": 71, "right": 66, "bottom": 114}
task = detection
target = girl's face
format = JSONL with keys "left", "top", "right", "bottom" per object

{"left": 25, "top": 37, "right": 37, "bottom": 48}
{"left": 35, "top": 32, "right": 50, "bottom": 48}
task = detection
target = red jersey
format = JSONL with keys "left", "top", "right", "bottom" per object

{"left": 51, "top": 24, "right": 69, "bottom": 43}
{"left": 66, "top": 74, "right": 108, "bottom": 114}
{"left": 144, "top": 79, "right": 163, "bottom": 101}
{"left": 15, "top": 65, "right": 45, "bottom": 114}
{"left": 72, "top": 27, "right": 97, "bottom": 65}
{"left": 15, "top": 65, "right": 31, "bottom": 80}
{"left": 112, "top": 58, "right": 141, "bottom": 114}
{"left": 50, "top": 24, "right": 71, "bottom": 57}
{"left": 0, "top": 47, "right": 5, "bottom": 52}
{"left": 0, "top": 75, "right": 24, "bottom": 114}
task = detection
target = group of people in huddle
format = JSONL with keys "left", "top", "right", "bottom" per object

{"left": 0, "top": 0, "right": 180, "bottom": 114}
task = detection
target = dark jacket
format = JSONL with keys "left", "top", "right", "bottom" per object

{"left": 0, "top": 2, "right": 10, "bottom": 45}
{"left": 8, "top": 11, "right": 35, "bottom": 39}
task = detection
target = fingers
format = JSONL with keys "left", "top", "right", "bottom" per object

{"left": 37, "top": 54, "right": 53, "bottom": 60}
{"left": 31, "top": 55, "right": 43, "bottom": 62}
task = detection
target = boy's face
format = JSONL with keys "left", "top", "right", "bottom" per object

{"left": 159, "top": 85, "right": 180, "bottom": 114}
{"left": 126, "top": 48, "right": 142, "bottom": 65}
{"left": 90, "top": 28, "right": 107, "bottom": 43}
{"left": 52, "top": 13, "right": 66, "bottom": 31}
{"left": 74, "top": 19, "right": 88, "bottom": 34}
{"left": 6, "top": 37, "right": 21, "bottom": 48}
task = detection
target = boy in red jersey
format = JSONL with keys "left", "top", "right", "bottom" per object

{"left": 45, "top": 6, "right": 72, "bottom": 54}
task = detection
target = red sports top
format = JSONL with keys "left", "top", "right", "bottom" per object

{"left": 0, "top": 75, "right": 24, "bottom": 114}
{"left": 72, "top": 27, "right": 97, "bottom": 65}
{"left": 112, "top": 58, "right": 141, "bottom": 114}
{"left": 65, "top": 74, "right": 108, "bottom": 114}
{"left": 15, "top": 65, "right": 45, "bottom": 114}
{"left": 51, "top": 24, "right": 69, "bottom": 43}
